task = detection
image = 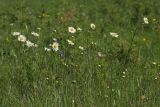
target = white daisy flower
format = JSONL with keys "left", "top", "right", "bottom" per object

{"left": 53, "top": 38, "right": 57, "bottom": 41}
{"left": 144, "top": 17, "right": 149, "bottom": 24}
{"left": 143, "top": 17, "right": 149, "bottom": 24}
{"left": 50, "top": 42, "right": 59, "bottom": 51}
{"left": 90, "top": 23, "right": 96, "bottom": 29}
{"left": 122, "top": 75, "right": 126, "bottom": 78}
{"left": 44, "top": 47, "right": 51, "bottom": 52}
{"left": 110, "top": 32, "right": 119, "bottom": 38}
{"left": 26, "top": 40, "right": 34, "bottom": 47}
{"left": 80, "top": 52, "right": 84, "bottom": 55}
{"left": 18, "top": 35, "right": 26, "bottom": 42}
{"left": 79, "top": 46, "right": 84, "bottom": 50}
{"left": 25, "top": 40, "right": 38, "bottom": 48}
{"left": 31, "top": 32, "right": 39, "bottom": 37}
{"left": 68, "top": 27, "right": 76, "bottom": 33}
{"left": 67, "top": 39, "right": 74, "bottom": 45}
{"left": 98, "top": 52, "right": 103, "bottom": 57}
{"left": 12, "top": 32, "right": 20, "bottom": 36}
{"left": 152, "top": 62, "right": 156, "bottom": 65}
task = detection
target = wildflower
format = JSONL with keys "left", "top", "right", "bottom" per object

{"left": 26, "top": 40, "right": 34, "bottom": 47}
{"left": 44, "top": 47, "right": 51, "bottom": 52}
{"left": 79, "top": 46, "right": 84, "bottom": 50}
{"left": 53, "top": 38, "right": 57, "bottom": 41}
{"left": 10, "top": 23, "right": 14, "bottom": 26}
{"left": 77, "top": 27, "right": 82, "bottom": 32}
{"left": 62, "top": 62, "right": 67, "bottom": 66}
{"left": 98, "top": 65, "right": 102, "bottom": 67}
{"left": 152, "top": 62, "right": 156, "bottom": 65}
{"left": 31, "top": 32, "right": 39, "bottom": 37}
{"left": 50, "top": 42, "right": 59, "bottom": 51}
{"left": 67, "top": 39, "right": 74, "bottom": 45}
{"left": 90, "top": 23, "right": 96, "bottom": 29}
{"left": 122, "top": 75, "right": 126, "bottom": 78}
{"left": 37, "top": 28, "right": 41, "bottom": 30}
{"left": 45, "top": 77, "right": 49, "bottom": 80}
{"left": 153, "top": 18, "right": 156, "bottom": 21}
{"left": 34, "top": 44, "right": 38, "bottom": 47}
{"left": 68, "top": 27, "right": 76, "bottom": 33}
{"left": 42, "top": 13, "right": 49, "bottom": 17}
{"left": 91, "top": 42, "right": 97, "bottom": 45}
{"left": 53, "top": 29, "right": 57, "bottom": 32}
{"left": 12, "top": 32, "right": 20, "bottom": 36}
{"left": 110, "top": 32, "right": 119, "bottom": 38}
{"left": 18, "top": 35, "right": 26, "bottom": 42}
{"left": 72, "top": 99, "right": 75, "bottom": 104}
{"left": 98, "top": 52, "right": 105, "bottom": 57}
{"left": 143, "top": 17, "right": 149, "bottom": 24}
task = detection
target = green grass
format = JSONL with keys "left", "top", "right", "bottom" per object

{"left": 0, "top": 0, "right": 160, "bottom": 107}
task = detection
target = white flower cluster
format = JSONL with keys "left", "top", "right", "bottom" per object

{"left": 12, "top": 32, "right": 38, "bottom": 48}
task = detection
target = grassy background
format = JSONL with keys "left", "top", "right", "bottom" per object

{"left": 0, "top": 0, "right": 160, "bottom": 106}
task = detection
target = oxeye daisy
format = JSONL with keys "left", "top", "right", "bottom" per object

{"left": 18, "top": 35, "right": 26, "bottom": 42}
{"left": 110, "top": 32, "right": 119, "bottom": 38}
{"left": 44, "top": 47, "right": 51, "bottom": 52}
{"left": 25, "top": 40, "right": 38, "bottom": 48}
{"left": 152, "top": 62, "right": 156, "bottom": 65}
{"left": 79, "top": 46, "right": 84, "bottom": 50}
{"left": 98, "top": 52, "right": 105, "bottom": 58}
{"left": 31, "top": 32, "right": 39, "bottom": 37}
{"left": 143, "top": 17, "right": 149, "bottom": 24}
{"left": 26, "top": 40, "right": 34, "bottom": 47}
{"left": 53, "top": 38, "right": 57, "bottom": 41}
{"left": 67, "top": 39, "right": 74, "bottom": 45}
{"left": 12, "top": 32, "right": 20, "bottom": 36}
{"left": 50, "top": 42, "right": 59, "bottom": 51}
{"left": 90, "top": 23, "right": 96, "bottom": 29}
{"left": 68, "top": 27, "right": 76, "bottom": 33}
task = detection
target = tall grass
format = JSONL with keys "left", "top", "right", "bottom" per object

{"left": 0, "top": 0, "right": 160, "bottom": 106}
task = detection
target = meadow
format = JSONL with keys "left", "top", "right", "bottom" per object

{"left": 0, "top": 0, "right": 160, "bottom": 107}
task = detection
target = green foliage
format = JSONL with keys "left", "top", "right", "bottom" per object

{"left": 0, "top": 0, "right": 160, "bottom": 107}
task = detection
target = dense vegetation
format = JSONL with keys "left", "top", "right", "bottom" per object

{"left": 0, "top": 0, "right": 160, "bottom": 106}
